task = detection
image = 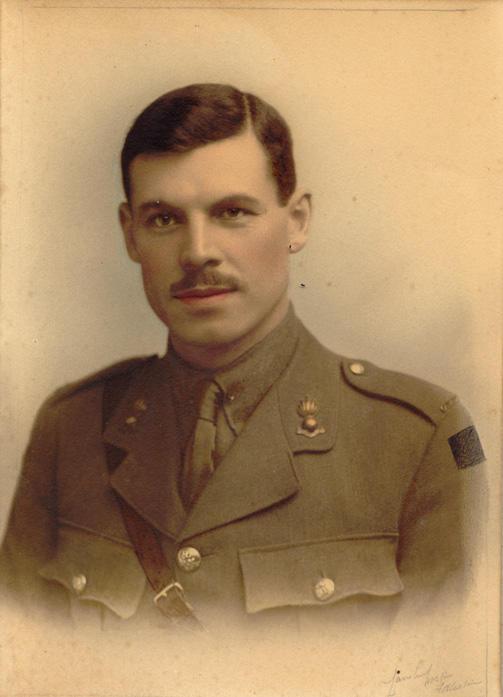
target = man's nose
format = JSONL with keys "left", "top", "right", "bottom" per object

{"left": 179, "top": 217, "right": 220, "bottom": 270}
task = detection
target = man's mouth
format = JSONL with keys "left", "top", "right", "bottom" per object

{"left": 173, "top": 286, "right": 236, "bottom": 303}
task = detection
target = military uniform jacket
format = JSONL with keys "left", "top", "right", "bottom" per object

{"left": 0, "top": 322, "right": 485, "bottom": 635}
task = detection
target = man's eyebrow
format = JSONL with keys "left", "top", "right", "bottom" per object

{"left": 213, "top": 194, "right": 264, "bottom": 208}
{"left": 137, "top": 199, "right": 181, "bottom": 215}
{"left": 137, "top": 194, "right": 265, "bottom": 214}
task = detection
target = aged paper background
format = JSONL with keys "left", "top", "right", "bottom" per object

{"left": 0, "top": 0, "right": 501, "bottom": 695}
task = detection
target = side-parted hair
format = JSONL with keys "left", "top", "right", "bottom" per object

{"left": 121, "top": 83, "right": 296, "bottom": 205}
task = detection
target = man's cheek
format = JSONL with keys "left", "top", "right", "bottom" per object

{"left": 141, "top": 257, "right": 169, "bottom": 282}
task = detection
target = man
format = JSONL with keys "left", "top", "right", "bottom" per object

{"left": 0, "top": 84, "right": 486, "bottom": 635}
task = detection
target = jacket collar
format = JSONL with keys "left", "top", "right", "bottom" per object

{"left": 103, "top": 321, "right": 340, "bottom": 541}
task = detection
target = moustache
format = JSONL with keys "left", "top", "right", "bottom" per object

{"left": 170, "top": 270, "right": 240, "bottom": 295}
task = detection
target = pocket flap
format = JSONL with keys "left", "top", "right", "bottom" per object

{"left": 38, "top": 524, "right": 146, "bottom": 619}
{"left": 239, "top": 535, "right": 403, "bottom": 614}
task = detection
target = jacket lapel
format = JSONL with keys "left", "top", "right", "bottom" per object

{"left": 103, "top": 357, "right": 187, "bottom": 539}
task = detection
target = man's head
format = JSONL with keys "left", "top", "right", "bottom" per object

{"left": 119, "top": 84, "right": 311, "bottom": 369}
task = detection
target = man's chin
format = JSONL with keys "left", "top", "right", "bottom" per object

{"left": 166, "top": 314, "right": 264, "bottom": 366}
{"left": 164, "top": 298, "right": 289, "bottom": 366}
{"left": 169, "top": 325, "right": 245, "bottom": 350}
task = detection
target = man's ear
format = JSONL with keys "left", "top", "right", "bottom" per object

{"left": 119, "top": 202, "right": 140, "bottom": 262}
{"left": 287, "top": 189, "right": 311, "bottom": 254}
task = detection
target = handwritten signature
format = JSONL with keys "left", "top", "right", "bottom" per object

{"left": 381, "top": 660, "right": 483, "bottom": 697}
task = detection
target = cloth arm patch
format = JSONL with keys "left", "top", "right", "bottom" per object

{"left": 448, "top": 426, "right": 485, "bottom": 470}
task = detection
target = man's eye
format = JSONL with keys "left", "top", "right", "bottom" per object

{"left": 151, "top": 213, "right": 176, "bottom": 228}
{"left": 219, "top": 208, "right": 247, "bottom": 220}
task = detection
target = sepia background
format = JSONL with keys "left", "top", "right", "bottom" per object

{"left": 1, "top": 0, "right": 501, "bottom": 695}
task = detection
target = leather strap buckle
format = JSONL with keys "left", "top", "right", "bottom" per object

{"left": 154, "top": 581, "right": 188, "bottom": 607}
{"left": 154, "top": 581, "right": 205, "bottom": 631}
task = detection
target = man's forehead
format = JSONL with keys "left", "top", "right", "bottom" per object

{"left": 128, "top": 129, "right": 277, "bottom": 205}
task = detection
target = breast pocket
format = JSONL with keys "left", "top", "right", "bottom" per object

{"left": 238, "top": 534, "right": 403, "bottom": 614}
{"left": 38, "top": 521, "right": 146, "bottom": 620}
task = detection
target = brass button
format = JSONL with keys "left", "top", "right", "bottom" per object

{"left": 177, "top": 547, "right": 202, "bottom": 572}
{"left": 125, "top": 416, "right": 137, "bottom": 426}
{"left": 349, "top": 362, "right": 365, "bottom": 376}
{"left": 314, "top": 577, "right": 335, "bottom": 601}
{"left": 72, "top": 574, "right": 87, "bottom": 594}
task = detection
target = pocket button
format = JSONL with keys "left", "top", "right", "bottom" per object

{"left": 314, "top": 577, "right": 335, "bottom": 601}
{"left": 71, "top": 574, "right": 87, "bottom": 594}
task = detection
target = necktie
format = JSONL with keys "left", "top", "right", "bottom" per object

{"left": 181, "top": 381, "right": 221, "bottom": 507}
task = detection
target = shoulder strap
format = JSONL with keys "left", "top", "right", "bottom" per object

{"left": 102, "top": 373, "right": 203, "bottom": 630}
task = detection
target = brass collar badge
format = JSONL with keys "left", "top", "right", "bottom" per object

{"left": 296, "top": 398, "right": 326, "bottom": 438}
{"left": 124, "top": 398, "right": 148, "bottom": 429}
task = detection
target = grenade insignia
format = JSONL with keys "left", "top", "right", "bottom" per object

{"left": 296, "top": 398, "right": 326, "bottom": 438}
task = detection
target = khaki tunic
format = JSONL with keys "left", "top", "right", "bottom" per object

{"left": 0, "top": 320, "right": 486, "bottom": 637}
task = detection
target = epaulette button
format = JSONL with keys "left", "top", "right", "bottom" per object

{"left": 349, "top": 362, "right": 365, "bottom": 376}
